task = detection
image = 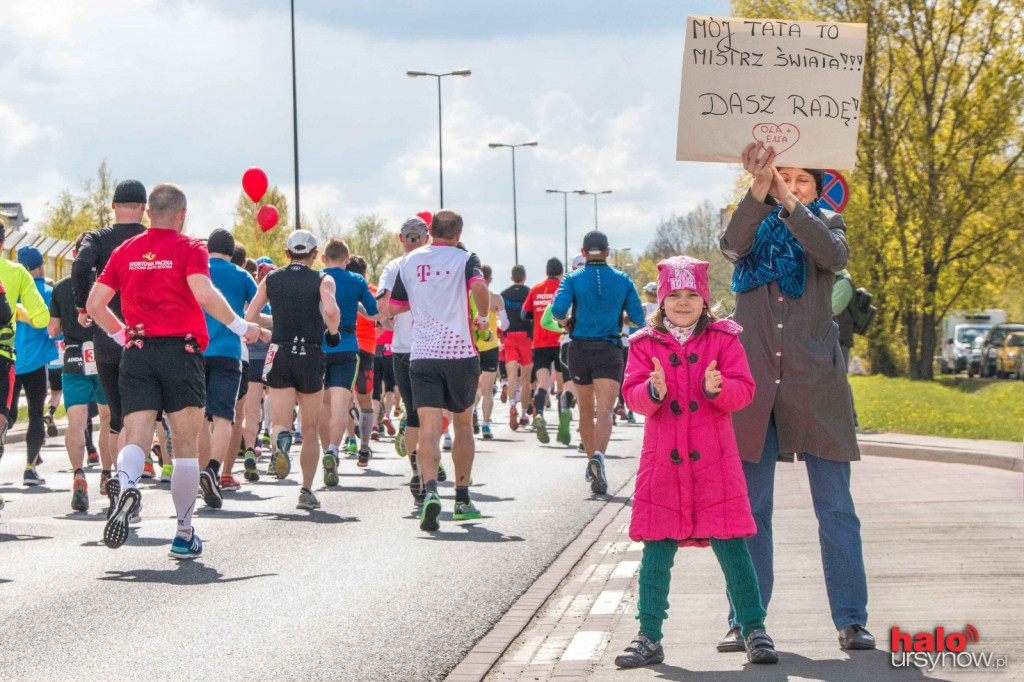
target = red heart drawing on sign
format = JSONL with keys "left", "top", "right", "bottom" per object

{"left": 751, "top": 123, "right": 801, "bottom": 156}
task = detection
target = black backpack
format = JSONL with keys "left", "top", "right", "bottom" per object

{"left": 849, "top": 287, "right": 877, "bottom": 335}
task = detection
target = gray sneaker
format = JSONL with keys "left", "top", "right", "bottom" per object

{"left": 453, "top": 500, "right": 481, "bottom": 520}
{"left": 23, "top": 467, "right": 45, "bottom": 486}
{"left": 297, "top": 489, "right": 320, "bottom": 510}
{"left": 586, "top": 456, "right": 607, "bottom": 495}
{"left": 615, "top": 632, "right": 664, "bottom": 668}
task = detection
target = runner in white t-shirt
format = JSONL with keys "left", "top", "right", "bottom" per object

{"left": 386, "top": 210, "right": 490, "bottom": 531}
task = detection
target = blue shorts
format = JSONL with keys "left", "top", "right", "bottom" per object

{"left": 62, "top": 373, "right": 107, "bottom": 408}
{"left": 205, "top": 355, "right": 242, "bottom": 422}
{"left": 324, "top": 351, "right": 359, "bottom": 389}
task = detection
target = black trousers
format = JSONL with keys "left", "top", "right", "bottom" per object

{"left": 12, "top": 366, "right": 47, "bottom": 465}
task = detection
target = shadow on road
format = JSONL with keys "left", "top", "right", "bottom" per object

{"left": 0, "top": 485, "right": 63, "bottom": 494}
{"left": 99, "top": 563, "right": 277, "bottom": 585}
{"left": 0, "top": 533, "right": 52, "bottom": 543}
{"left": 419, "top": 522, "right": 524, "bottom": 543}
{"left": 646, "top": 651, "right": 955, "bottom": 682}
{"left": 266, "top": 511, "right": 359, "bottom": 524}
{"left": 461, "top": 491, "right": 516, "bottom": 503}
{"left": 81, "top": 534, "right": 171, "bottom": 548}
{"left": 338, "top": 470, "right": 404, "bottom": 478}
{"left": 562, "top": 454, "right": 635, "bottom": 460}
{"left": 220, "top": 490, "right": 278, "bottom": 502}
{"left": 331, "top": 486, "right": 399, "bottom": 494}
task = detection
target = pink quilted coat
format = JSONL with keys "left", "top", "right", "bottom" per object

{"left": 623, "top": 319, "right": 757, "bottom": 548}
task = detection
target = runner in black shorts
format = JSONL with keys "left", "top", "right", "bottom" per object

{"left": 89, "top": 182, "right": 264, "bottom": 559}
{"left": 247, "top": 229, "right": 340, "bottom": 510}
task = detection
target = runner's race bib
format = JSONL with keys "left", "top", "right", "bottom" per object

{"left": 82, "top": 341, "right": 97, "bottom": 376}
{"left": 262, "top": 343, "right": 278, "bottom": 381}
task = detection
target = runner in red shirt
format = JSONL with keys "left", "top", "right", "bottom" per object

{"left": 522, "top": 257, "right": 564, "bottom": 444}
{"left": 87, "top": 183, "right": 264, "bottom": 560}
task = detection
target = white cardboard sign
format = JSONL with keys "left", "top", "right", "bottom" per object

{"left": 676, "top": 16, "right": 867, "bottom": 169}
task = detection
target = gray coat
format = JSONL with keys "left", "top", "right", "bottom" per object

{"left": 720, "top": 190, "right": 859, "bottom": 463}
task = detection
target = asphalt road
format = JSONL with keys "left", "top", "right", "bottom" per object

{"left": 0, "top": 404, "right": 644, "bottom": 682}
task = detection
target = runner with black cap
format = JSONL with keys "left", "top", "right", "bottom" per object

{"left": 245, "top": 229, "right": 340, "bottom": 511}
{"left": 386, "top": 209, "right": 490, "bottom": 531}
{"left": 551, "top": 230, "right": 645, "bottom": 495}
{"left": 72, "top": 179, "right": 148, "bottom": 480}
{"left": 88, "top": 183, "right": 264, "bottom": 559}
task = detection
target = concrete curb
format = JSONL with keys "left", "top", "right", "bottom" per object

{"left": 858, "top": 436, "right": 1022, "bottom": 472}
{"left": 445, "top": 477, "right": 637, "bottom": 682}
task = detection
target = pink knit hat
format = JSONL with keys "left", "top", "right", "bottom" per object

{"left": 656, "top": 256, "right": 710, "bottom": 309}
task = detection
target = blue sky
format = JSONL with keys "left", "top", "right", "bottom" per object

{"left": 0, "top": 0, "right": 737, "bottom": 282}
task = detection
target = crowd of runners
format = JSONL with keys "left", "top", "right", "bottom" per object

{"left": 0, "top": 179, "right": 646, "bottom": 557}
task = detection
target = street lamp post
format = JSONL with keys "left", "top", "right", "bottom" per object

{"left": 406, "top": 68, "right": 472, "bottom": 208}
{"left": 546, "top": 189, "right": 582, "bottom": 270}
{"left": 489, "top": 141, "right": 538, "bottom": 265}
{"left": 290, "top": 0, "right": 300, "bottom": 229}
{"left": 577, "top": 189, "right": 613, "bottom": 230}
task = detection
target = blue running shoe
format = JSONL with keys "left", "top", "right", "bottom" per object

{"left": 169, "top": 529, "right": 203, "bottom": 560}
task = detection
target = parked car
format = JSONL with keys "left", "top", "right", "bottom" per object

{"left": 941, "top": 309, "right": 1004, "bottom": 374}
{"left": 995, "top": 332, "right": 1024, "bottom": 379}
{"left": 967, "top": 335, "right": 985, "bottom": 377}
{"left": 978, "top": 324, "right": 1024, "bottom": 378}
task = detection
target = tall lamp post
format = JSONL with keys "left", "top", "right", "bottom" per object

{"left": 290, "top": 0, "right": 300, "bottom": 228}
{"left": 577, "top": 189, "right": 613, "bottom": 229}
{"left": 546, "top": 189, "right": 582, "bottom": 270}
{"left": 488, "top": 141, "right": 538, "bottom": 265}
{"left": 406, "top": 68, "right": 472, "bottom": 208}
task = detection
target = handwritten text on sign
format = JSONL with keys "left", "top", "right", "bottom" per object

{"left": 676, "top": 16, "right": 867, "bottom": 169}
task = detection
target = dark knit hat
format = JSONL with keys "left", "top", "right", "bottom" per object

{"left": 207, "top": 228, "right": 236, "bottom": 257}
{"left": 112, "top": 179, "right": 147, "bottom": 204}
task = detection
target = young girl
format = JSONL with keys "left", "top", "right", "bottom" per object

{"left": 615, "top": 255, "right": 778, "bottom": 668}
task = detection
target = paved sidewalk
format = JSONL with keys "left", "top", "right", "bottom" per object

{"left": 477, "top": 440, "right": 1024, "bottom": 682}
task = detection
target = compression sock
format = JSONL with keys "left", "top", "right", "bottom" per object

{"left": 534, "top": 389, "right": 547, "bottom": 419}
{"left": 171, "top": 458, "right": 199, "bottom": 535}
{"left": 205, "top": 459, "right": 221, "bottom": 477}
{"left": 47, "top": 405, "right": 56, "bottom": 418}
{"left": 359, "top": 409, "right": 375, "bottom": 448}
{"left": 116, "top": 444, "right": 147, "bottom": 491}
{"left": 455, "top": 486, "right": 470, "bottom": 504}
{"left": 85, "top": 419, "right": 95, "bottom": 450}
{"left": 424, "top": 479, "right": 438, "bottom": 495}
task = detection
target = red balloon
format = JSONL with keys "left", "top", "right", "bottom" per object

{"left": 416, "top": 210, "right": 433, "bottom": 226}
{"left": 242, "top": 167, "right": 269, "bottom": 203}
{"left": 257, "top": 205, "right": 279, "bottom": 232}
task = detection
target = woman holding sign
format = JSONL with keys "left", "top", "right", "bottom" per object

{"left": 717, "top": 143, "right": 873, "bottom": 652}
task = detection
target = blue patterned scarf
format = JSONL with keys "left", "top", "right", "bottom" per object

{"left": 731, "top": 200, "right": 822, "bottom": 298}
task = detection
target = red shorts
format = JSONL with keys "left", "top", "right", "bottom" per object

{"left": 504, "top": 332, "right": 533, "bottom": 366}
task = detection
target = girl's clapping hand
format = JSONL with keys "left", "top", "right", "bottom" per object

{"left": 650, "top": 356, "right": 667, "bottom": 400}
{"left": 704, "top": 360, "right": 722, "bottom": 395}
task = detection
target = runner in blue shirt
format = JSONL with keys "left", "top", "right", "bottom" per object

{"left": 550, "top": 230, "right": 644, "bottom": 495}
{"left": 197, "top": 229, "right": 263, "bottom": 509}
{"left": 319, "top": 237, "right": 378, "bottom": 486}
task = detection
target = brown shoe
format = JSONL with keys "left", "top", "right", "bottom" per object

{"left": 509, "top": 406, "right": 519, "bottom": 431}
{"left": 716, "top": 626, "right": 744, "bottom": 653}
{"left": 839, "top": 625, "right": 876, "bottom": 650}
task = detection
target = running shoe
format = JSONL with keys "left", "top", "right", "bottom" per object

{"left": 500, "top": 383, "right": 508, "bottom": 403}
{"left": 526, "top": 402, "right": 535, "bottom": 417}
{"left": 23, "top": 467, "right": 45, "bottom": 486}
{"left": 103, "top": 485, "right": 140, "bottom": 549}
{"left": 243, "top": 448, "right": 260, "bottom": 482}
{"left": 395, "top": 430, "right": 406, "bottom": 457}
{"left": 437, "top": 462, "right": 447, "bottom": 482}
{"left": 578, "top": 442, "right": 586, "bottom": 453}
{"left": 297, "top": 489, "right": 320, "bottom": 510}
{"left": 169, "top": 530, "right": 203, "bottom": 560}
{"left": 481, "top": 424, "right": 493, "bottom": 440}
{"left": 409, "top": 474, "right": 424, "bottom": 504}
{"left": 151, "top": 441, "right": 163, "bottom": 464}
{"left": 219, "top": 476, "right": 241, "bottom": 492}
{"left": 105, "top": 478, "right": 119, "bottom": 518}
{"left": 519, "top": 415, "right": 530, "bottom": 429}
{"left": 44, "top": 413, "right": 58, "bottom": 438}
{"left": 129, "top": 499, "right": 142, "bottom": 525}
{"left": 420, "top": 491, "right": 442, "bottom": 531}
{"left": 344, "top": 439, "right": 358, "bottom": 455}
{"left": 100, "top": 471, "right": 112, "bottom": 496}
{"left": 199, "top": 469, "right": 223, "bottom": 508}
{"left": 509, "top": 405, "right": 519, "bottom": 431}
{"left": 614, "top": 403, "right": 627, "bottom": 418}
{"left": 323, "top": 452, "right": 339, "bottom": 486}
{"left": 534, "top": 415, "right": 550, "bottom": 444}
{"left": 442, "top": 434, "right": 453, "bottom": 452}
{"left": 87, "top": 447, "right": 99, "bottom": 466}
{"left": 141, "top": 457, "right": 156, "bottom": 479}
{"left": 293, "top": 432, "right": 304, "bottom": 446}
{"left": 71, "top": 476, "right": 89, "bottom": 513}
{"left": 260, "top": 432, "right": 271, "bottom": 449}
{"left": 381, "top": 417, "right": 396, "bottom": 436}
{"left": 357, "top": 446, "right": 371, "bottom": 468}
{"left": 453, "top": 499, "right": 481, "bottom": 520}
{"left": 587, "top": 455, "right": 608, "bottom": 495}
{"left": 370, "top": 426, "right": 380, "bottom": 442}
{"left": 273, "top": 432, "right": 292, "bottom": 479}
{"left": 557, "top": 411, "right": 572, "bottom": 446}
{"left": 472, "top": 410, "right": 479, "bottom": 434}
{"left": 627, "top": 410, "right": 637, "bottom": 424}
{"left": 160, "top": 464, "right": 173, "bottom": 482}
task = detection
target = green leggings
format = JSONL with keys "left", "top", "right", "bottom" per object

{"left": 636, "top": 538, "right": 766, "bottom": 642}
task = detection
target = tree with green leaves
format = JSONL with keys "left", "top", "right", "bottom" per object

{"left": 36, "top": 161, "right": 117, "bottom": 241}
{"left": 341, "top": 215, "right": 402, "bottom": 285}
{"left": 230, "top": 186, "right": 290, "bottom": 266}
{"left": 732, "top": 0, "right": 1024, "bottom": 378}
